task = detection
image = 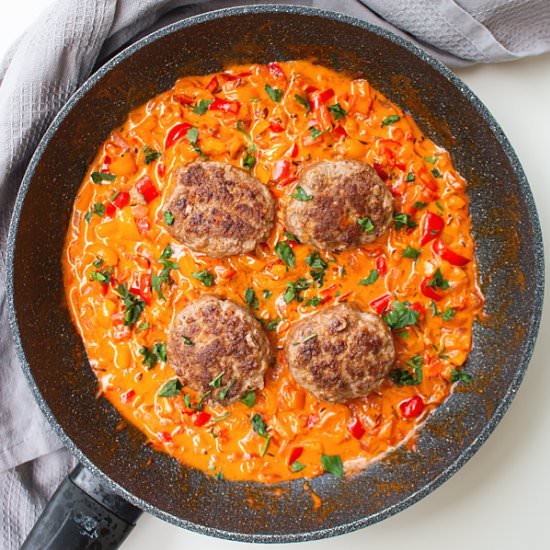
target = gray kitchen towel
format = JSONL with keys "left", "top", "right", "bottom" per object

{"left": 1, "top": 0, "right": 549, "bottom": 547}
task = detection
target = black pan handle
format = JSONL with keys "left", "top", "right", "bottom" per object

{"left": 22, "top": 464, "right": 142, "bottom": 550}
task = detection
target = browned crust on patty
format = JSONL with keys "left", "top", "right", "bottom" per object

{"left": 284, "top": 160, "right": 394, "bottom": 251}
{"left": 165, "top": 161, "right": 275, "bottom": 257}
{"left": 284, "top": 303, "right": 395, "bottom": 403}
{"left": 168, "top": 295, "right": 272, "bottom": 404}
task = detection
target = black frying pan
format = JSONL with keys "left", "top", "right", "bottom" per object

{"left": 6, "top": 5, "right": 544, "bottom": 548}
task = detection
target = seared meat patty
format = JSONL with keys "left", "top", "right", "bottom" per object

{"left": 168, "top": 295, "right": 272, "bottom": 404}
{"left": 284, "top": 303, "right": 395, "bottom": 403}
{"left": 284, "top": 160, "right": 393, "bottom": 251}
{"left": 165, "top": 161, "right": 275, "bottom": 257}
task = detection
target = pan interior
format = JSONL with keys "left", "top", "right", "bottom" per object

{"left": 8, "top": 6, "right": 543, "bottom": 542}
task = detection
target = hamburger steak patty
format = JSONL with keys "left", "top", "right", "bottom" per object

{"left": 284, "top": 160, "right": 394, "bottom": 251}
{"left": 168, "top": 295, "right": 272, "bottom": 404}
{"left": 165, "top": 161, "right": 275, "bottom": 257}
{"left": 284, "top": 303, "right": 395, "bottom": 403}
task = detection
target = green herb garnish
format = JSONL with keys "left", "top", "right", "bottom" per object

{"left": 383, "top": 301, "right": 420, "bottom": 330}
{"left": 359, "top": 269, "right": 379, "bottom": 286}
{"left": 163, "top": 211, "right": 175, "bottom": 226}
{"left": 402, "top": 246, "right": 421, "bottom": 260}
{"left": 290, "top": 185, "right": 313, "bottom": 201}
{"left": 382, "top": 115, "right": 400, "bottom": 126}
{"left": 265, "top": 84, "right": 283, "bottom": 102}
{"left": 328, "top": 103, "right": 348, "bottom": 120}
{"left": 357, "top": 216, "right": 374, "bottom": 233}
{"left": 275, "top": 241, "right": 296, "bottom": 269}
{"left": 321, "top": 454, "right": 343, "bottom": 478}
{"left": 143, "top": 146, "right": 161, "bottom": 165}
{"left": 158, "top": 379, "right": 183, "bottom": 397}
{"left": 244, "top": 287, "right": 259, "bottom": 310}
{"left": 186, "top": 127, "right": 207, "bottom": 159}
{"left": 394, "top": 213, "right": 417, "bottom": 230}
{"left": 91, "top": 172, "right": 116, "bottom": 184}
{"left": 240, "top": 391, "right": 256, "bottom": 408}
{"left": 192, "top": 269, "right": 214, "bottom": 287}
{"left": 295, "top": 93, "right": 311, "bottom": 114}
{"left": 192, "top": 99, "right": 213, "bottom": 115}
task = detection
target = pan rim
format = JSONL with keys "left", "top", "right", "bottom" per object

{"left": 6, "top": 3, "right": 545, "bottom": 543}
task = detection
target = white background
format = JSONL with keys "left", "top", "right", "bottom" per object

{"left": 1, "top": 2, "right": 550, "bottom": 549}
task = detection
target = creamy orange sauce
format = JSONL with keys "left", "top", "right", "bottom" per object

{"left": 63, "top": 61, "right": 483, "bottom": 483}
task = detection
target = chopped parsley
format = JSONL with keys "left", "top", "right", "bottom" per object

{"left": 186, "top": 127, "right": 207, "bottom": 159}
{"left": 89, "top": 268, "right": 111, "bottom": 284}
{"left": 137, "top": 321, "right": 149, "bottom": 332}
{"left": 192, "top": 269, "right": 214, "bottom": 287}
{"left": 305, "top": 251, "right": 328, "bottom": 287}
{"left": 381, "top": 115, "right": 400, "bottom": 126}
{"left": 430, "top": 301, "right": 456, "bottom": 321}
{"left": 244, "top": 287, "right": 259, "bottom": 310}
{"left": 413, "top": 201, "right": 428, "bottom": 210}
{"left": 240, "top": 391, "right": 256, "bottom": 408}
{"left": 209, "top": 372, "right": 226, "bottom": 388}
{"left": 357, "top": 216, "right": 374, "bottom": 233}
{"left": 182, "top": 336, "right": 194, "bottom": 346}
{"left": 143, "top": 146, "right": 161, "bottom": 165}
{"left": 158, "top": 379, "right": 183, "bottom": 397}
{"left": 405, "top": 172, "right": 416, "bottom": 182}
{"left": 266, "top": 319, "right": 280, "bottom": 331}
{"left": 291, "top": 461, "right": 306, "bottom": 472}
{"left": 265, "top": 84, "right": 283, "bottom": 102}
{"left": 432, "top": 168, "right": 442, "bottom": 178}
{"left": 290, "top": 186, "right": 313, "bottom": 201}
{"left": 243, "top": 149, "right": 256, "bottom": 170}
{"left": 91, "top": 172, "right": 116, "bottom": 184}
{"left": 451, "top": 369, "right": 472, "bottom": 383}
{"left": 306, "top": 297, "right": 322, "bottom": 307}
{"left": 426, "top": 268, "right": 449, "bottom": 290}
{"left": 275, "top": 241, "right": 296, "bottom": 269}
{"left": 402, "top": 246, "right": 421, "bottom": 260}
{"left": 309, "top": 126, "right": 324, "bottom": 140}
{"left": 295, "top": 93, "right": 311, "bottom": 114}
{"left": 212, "top": 412, "right": 231, "bottom": 423}
{"left": 394, "top": 213, "right": 417, "bottom": 230}
{"left": 192, "top": 99, "right": 213, "bottom": 114}
{"left": 261, "top": 436, "right": 272, "bottom": 457}
{"left": 328, "top": 103, "right": 348, "bottom": 120}
{"left": 139, "top": 345, "right": 159, "bottom": 369}
{"left": 283, "top": 278, "right": 310, "bottom": 304}
{"left": 424, "top": 156, "right": 438, "bottom": 163}
{"left": 163, "top": 211, "right": 175, "bottom": 226}
{"left": 359, "top": 269, "right": 379, "bottom": 286}
{"left": 251, "top": 414, "right": 269, "bottom": 438}
{"left": 85, "top": 203, "right": 106, "bottom": 223}
{"left": 383, "top": 301, "right": 420, "bottom": 330}
{"left": 283, "top": 231, "right": 300, "bottom": 243}
{"left": 218, "top": 378, "right": 236, "bottom": 400}
{"left": 152, "top": 245, "right": 179, "bottom": 299}
{"left": 183, "top": 392, "right": 210, "bottom": 412}
{"left": 321, "top": 454, "right": 343, "bottom": 478}
{"left": 115, "top": 283, "right": 145, "bottom": 326}
{"left": 93, "top": 258, "right": 104, "bottom": 268}
{"left": 236, "top": 120, "right": 257, "bottom": 152}
{"left": 262, "top": 289, "right": 272, "bottom": 300}
{"left": 390, "top": 355, "right": 423, "bottom": 386}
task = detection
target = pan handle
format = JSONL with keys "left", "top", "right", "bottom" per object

{"left": 21, "top": 464, "right": 142, "bottom": 549}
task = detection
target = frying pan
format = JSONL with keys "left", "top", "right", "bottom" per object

{"left": 6, "top": 5, "right": 544, "bottom": 548}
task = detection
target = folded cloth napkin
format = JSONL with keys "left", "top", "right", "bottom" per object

{"left": 1, "top": 0, "right": 549, "bottom": 546}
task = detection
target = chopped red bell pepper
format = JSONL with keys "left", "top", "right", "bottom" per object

{"left": 310, "top": 88, "right": 335, "bottom": 112}
{"left": 409, "top": 301, "right": 426, "bottom": 317}
{"left": 288, "top": 143, "right": 298, "bottom": 158}
{"left": 111, "top": 191, "right": 130, "bottom": 209}
{"left": 347, "top": 417, "right": 365, "bottom": 439}
{"left": 165, "top": 122, "right": 193, "bottom": 149}
{"left": 209, "top": 98, "right": 241, "bottom": 114}
{"left": 268, "top": 62, "right": 286, "bottom": 80}
{"left": 373, "top": 162, "right": 389, "bottom": 181}
{"left": 158, "top": 431, "right": 173, "bottom": 442}
{"left": 420, "top": 277, "right": 443, "bottom": 301}
{"left": 288, "top": 446, "right": 304, "bottom": 465}
{"left": 370, "top": 292, "right": 392, "bottom": 314}
{"left": 399, "top": 395, "right": 425, "bottom": 418}
{"left": 121, "top": 389, "right": 135, "bottom": 404}
{"left": 104, "top": 201, "right": 116, "bottom": 218}
{"left": 432, "top": 239, "right": 471, "bottom": 266}
{"left": 376, "top": 256, "right": 388, "bottom": 276}
{"left": 193, "top": 412, "right": 211, "bottom": 427}
{"left": 304, "top": 85, "right": 318, "bottom": 94}
{"left": 333, "top": 125, "right": 348, "bottom": 138}
{"left": 157, "top": 163, "right": 166, "bottom": 179}
{"left": 205, "top": 76, "right": 219, "bottom": 93}
{"left": 306, "top": 414, "right": 319, "bottom": 428}
{"left": 129, "top": 272, "right": 152, "bottom": 305}
{"left": 175, "top": 94, "right": 193, "bottom": 105}
{"left": 136, "top": 176, "right": 159, "bottom": 203}
{"left": 272, "top": 159, "right": 291, "bottom": 182}
{"left": 269, "top": 119, "right": 285, "bottom": 132}
{"left": 223, "top": 71, "right": 252, "bottom": 81}
{"left": 420, "top": 212, "right": 444, "bottom": 246}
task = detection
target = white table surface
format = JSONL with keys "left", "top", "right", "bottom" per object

{"left": 2, "top": 2, "right": 550, "bottom": 549}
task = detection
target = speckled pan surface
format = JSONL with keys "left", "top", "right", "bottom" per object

{"left": 6, "top": 5, "right": 544, "bottom": 543}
